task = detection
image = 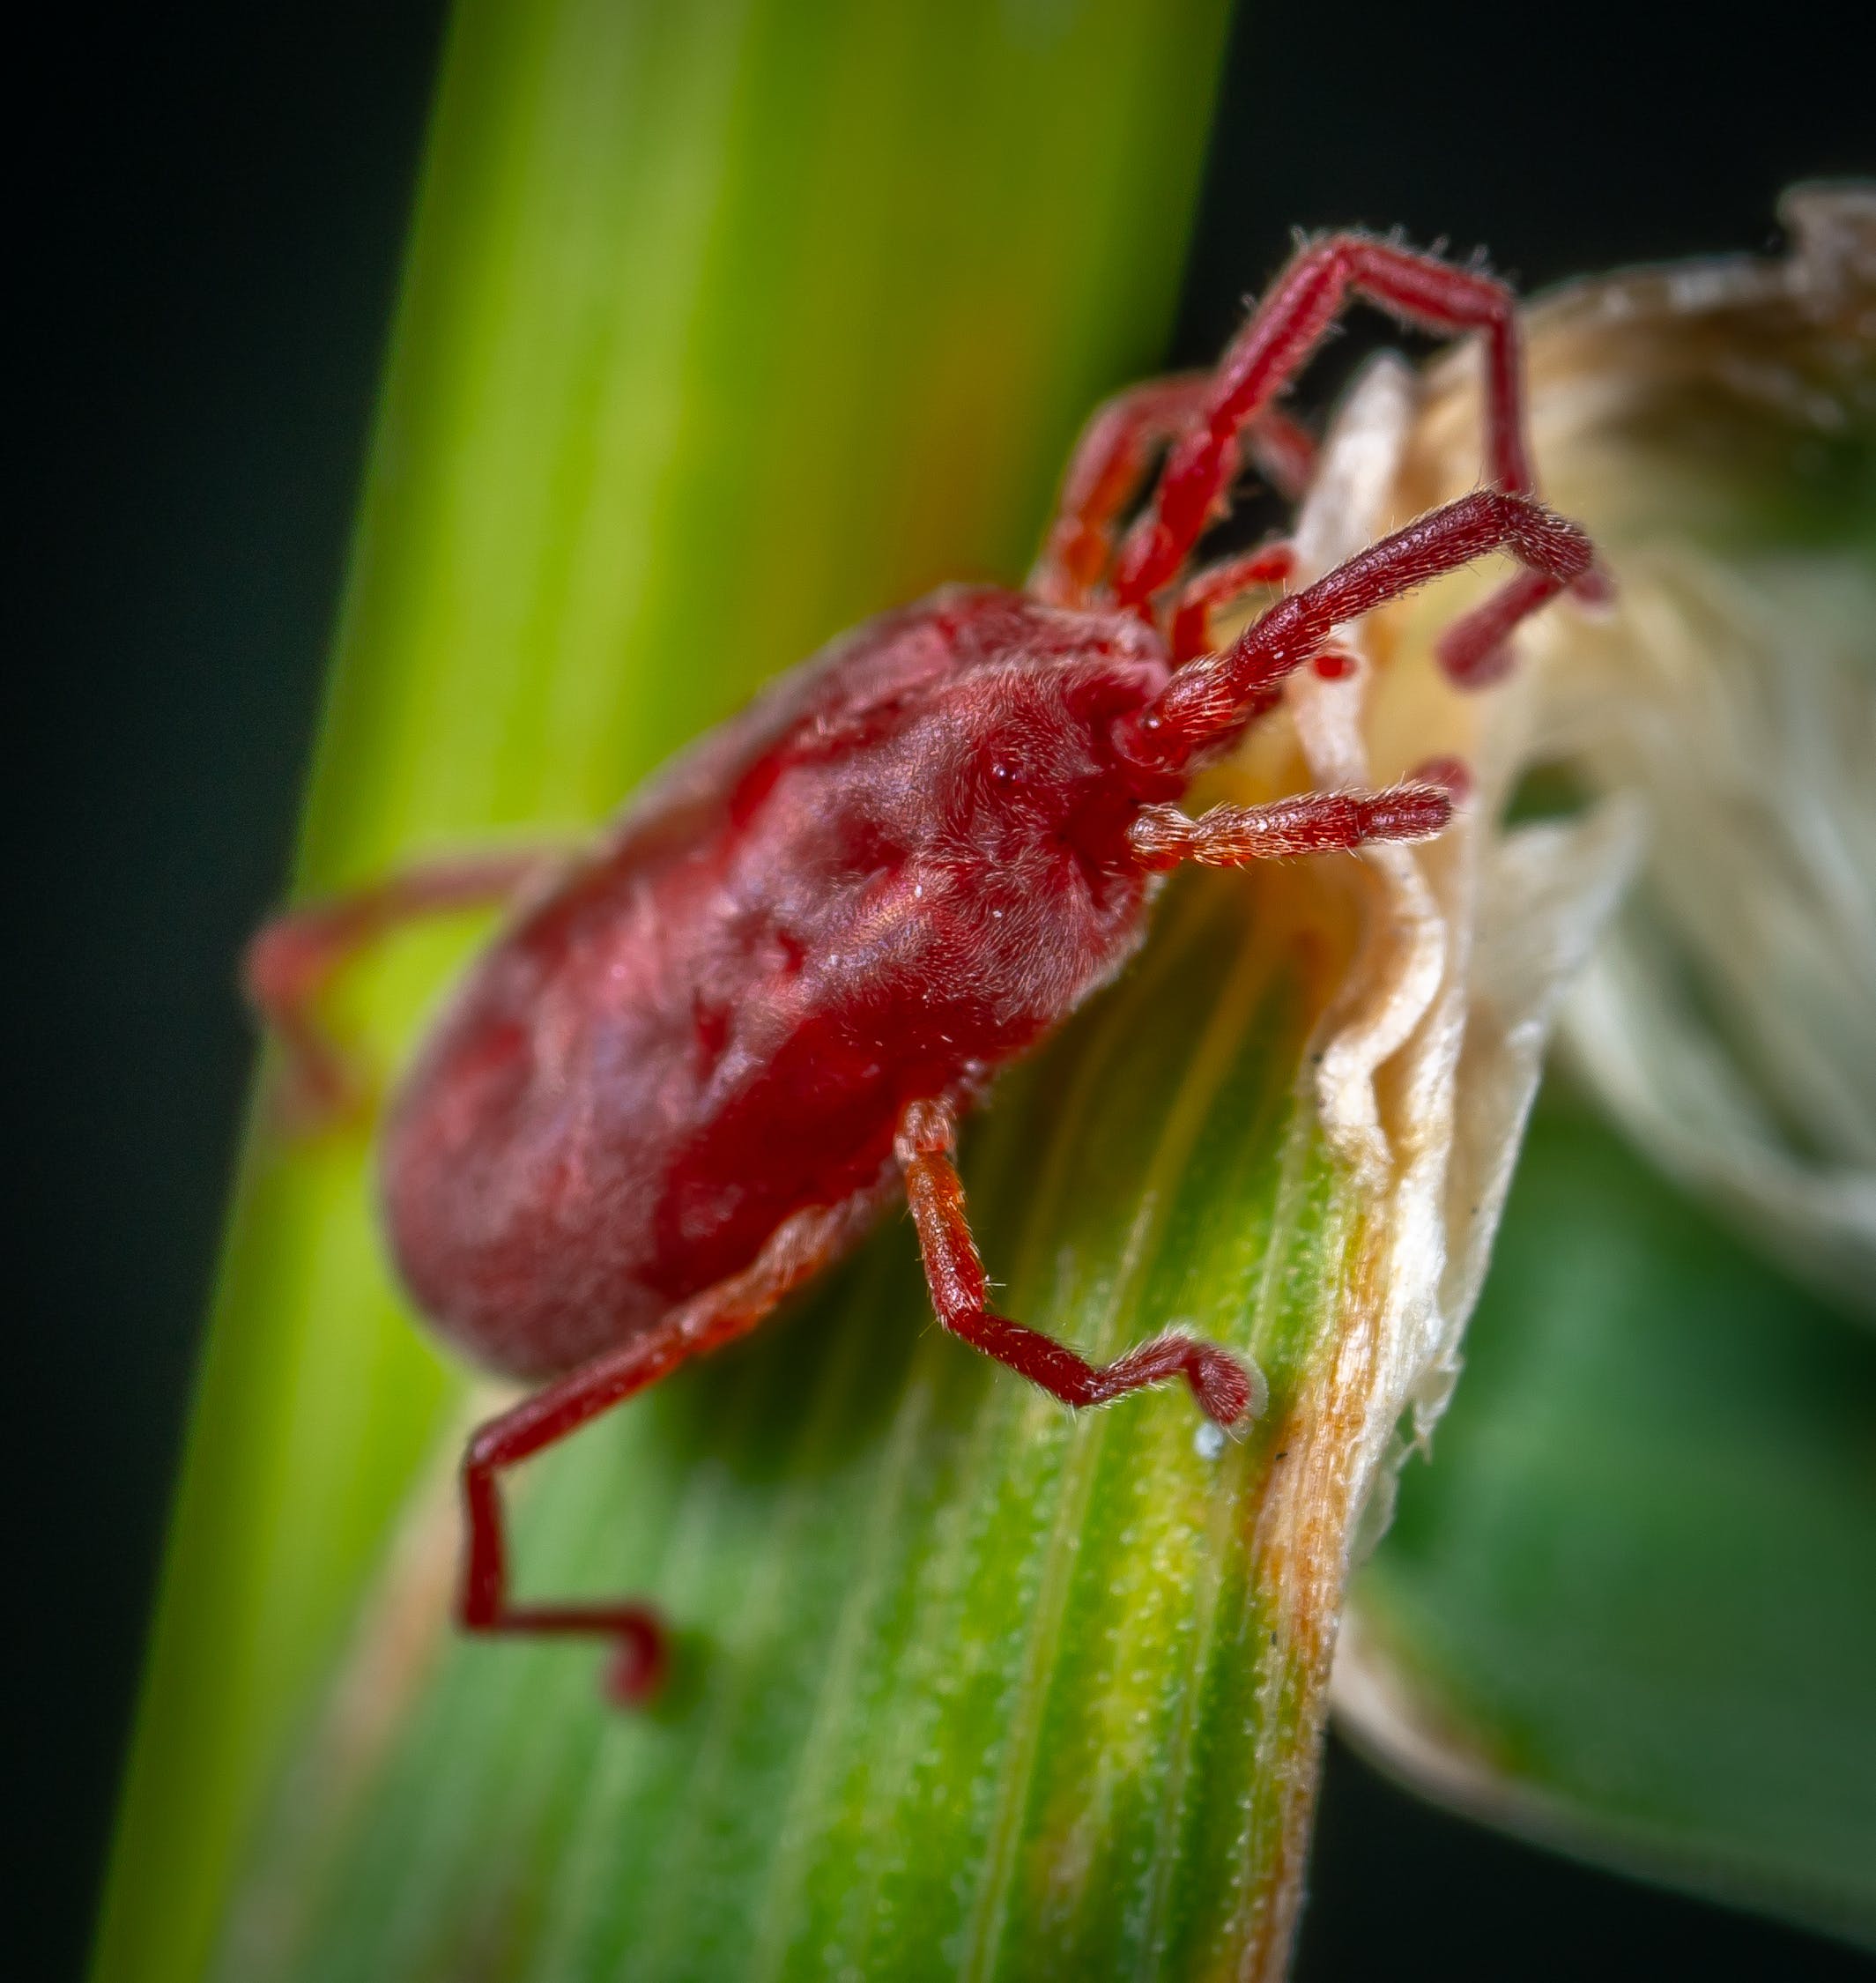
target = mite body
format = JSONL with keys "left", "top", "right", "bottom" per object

{"left": 249, "top": 234, "right": 1598, "bottom": 1700}
{"left": 384, "top": 590, "right": 1171, "bottom": 1383}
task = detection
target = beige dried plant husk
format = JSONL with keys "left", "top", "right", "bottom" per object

{"left": 1396, "top": 185, "right": 1876, "bottom": 1316}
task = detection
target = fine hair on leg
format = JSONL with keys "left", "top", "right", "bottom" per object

{"left": 1128, "top": 780, "right": 1455, "bottom": 871}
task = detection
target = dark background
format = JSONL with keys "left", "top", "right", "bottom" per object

{"left": 19, "top": 2, "right": 1874, "bottom": 1977}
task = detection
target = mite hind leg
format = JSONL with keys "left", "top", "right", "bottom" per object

{"left": 459, "top": 1201, "right": 869, "bottom": 1704}
{"left": 244, "top": 848, "right": 568, "bottom": 1128}
{"left": 895, "top": 1100, "right": 1263, "bottom": 1429}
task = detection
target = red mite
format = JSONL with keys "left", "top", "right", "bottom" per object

{"left": 248, "top": 236, "right": 1597, "bottom": 1703}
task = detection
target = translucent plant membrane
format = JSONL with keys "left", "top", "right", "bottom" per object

{"left": 1399, "top": 186, "right": 1876, "bottom": 1316}
{"left": 204, "top": 366, "right": 1633, "bottom": 1983}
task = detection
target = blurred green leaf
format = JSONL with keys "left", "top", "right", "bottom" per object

{"left": 93, "top": 3, "right": 1242, "bottom": 1980}
{"left": 1342, "top": 1095, "right": 1876, "bottom": 1949}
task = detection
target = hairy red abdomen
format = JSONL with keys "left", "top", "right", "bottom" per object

{"left": 382, "top": 586, "right": 1172, "bottom": 1378}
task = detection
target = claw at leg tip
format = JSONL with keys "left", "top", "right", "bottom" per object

{"left": 1573, "top": 561, "right": 1618, "bottom": 611}
{"left": 1408, "top": 755, "right": 1473, "bottom": 806}
{"left": 604, "top": 1623, "right": 670, "bottom": 1709}
{"left": 1195, "top": 1346, "right": 1268, "bottom": 1430}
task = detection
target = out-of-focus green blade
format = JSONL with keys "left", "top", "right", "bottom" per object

{"left": 92, "top": 4, "right": 1236, "bottom": 1980}
{"left": 1343, "top": 1095, "right": 1876, "bottom": 1948}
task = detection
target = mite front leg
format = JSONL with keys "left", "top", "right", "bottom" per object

{"left": 895, "top": 1100, "right": 1261, "bottom": 1428}
{"left": 460, "top": 1200, "right": 867, "bottom": 1705}
{"left": 1122, "top": 489, "right": 1595, "bottom": 776}
{"left": 1115, "top": 234, "right": 1539, "bottom": 608}
{"left": 1128, "top": 778, "right": 1455, "bottom": 870}
{"left": 244, "top": 849, "right": 567, "bottom": 1128}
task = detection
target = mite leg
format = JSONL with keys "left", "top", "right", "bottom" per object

{"left": 894, "top": 1100, "right": 1262, "bottom": 1429}
{"left": 459, "top": 1200, "right": 867, "bottom": 1704}
{"left": 1034, "top": 376, "right": 1316, "bottom": 609}
{"left": 244, "top": 849, "right": 567, "bottom": 1127}
{"left": 1034, "top": 375, "right": 1209, "bottom": 606}
{"left": 1243, "top": 406, "right": 1318, "bottom": 509}
{"left": 1434, "top": 561, "right": 1611, "bottom": 687}
{"left": 1128, "top": 778, "right": 1455, "bottom": 871}
{"left": 1168, "top": 540, "right": 1297, "bottom": 664}
{"left": 1121, "top": 489, "right": 1594, "bottom": 776}
{"left": 1115, "top": 234, "right": 1542, "bottom": 609}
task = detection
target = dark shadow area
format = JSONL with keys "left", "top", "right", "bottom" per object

{"left": 1170, "top": 0, "right": 1872, "bottom": 400}
{"left": 1300, "top": 1734, "right": 1875, "bottom": 1982}
{"left": 18, "top": 6, "right": 446, "bottom": 1975}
